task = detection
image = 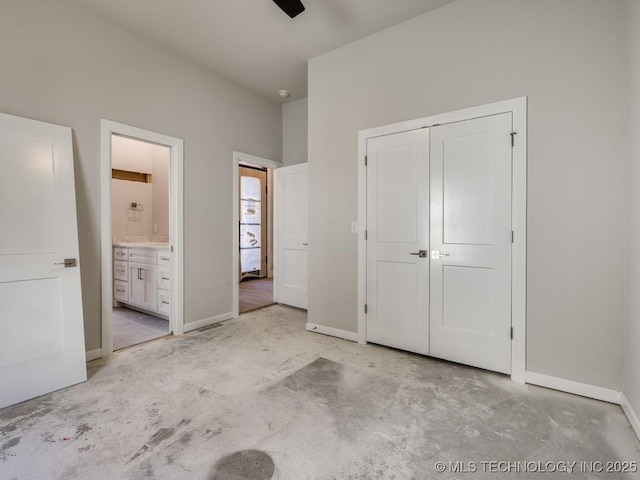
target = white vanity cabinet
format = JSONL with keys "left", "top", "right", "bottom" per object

{"left": 113, "top": 245, "right": 171, "bottom": 318}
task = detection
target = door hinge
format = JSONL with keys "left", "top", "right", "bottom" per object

{"left": 265, "top": 255, "right": 268, "bottom": 265}
{"left": 511, "top": 231, "right": 514, "bottom": 243}
{"left": 171, "top": 245, "right": 174, "bottom": 252}
{"left": 510, "top": 131, "right": 517, "bottom": 147}
{"left": 265, "top": 185, "right": 268, "bottom": 194}
{"left": 510, "top": 327, "right": 514, "bottom": 340}
{"left": 365, "top": 230, "right": 368, "bottom": 240}
{"left": 364, "top": 155, "right": 368, "bottom": 166}
{"left": 364, "top": 304, "right": 368, "bottom": 314}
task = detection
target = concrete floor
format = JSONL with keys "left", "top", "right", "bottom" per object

{"left": 0, "top": 305, "right": 638, "bottom": 479}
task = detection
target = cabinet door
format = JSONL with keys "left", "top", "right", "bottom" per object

{"left": 128, "top": 263, "right": 157, "bottom": 309}
{"left": 158, "top": 290, "right": 171, "bottom": 315}
{"left": 114, "top": 247, "right": 128, "bottom": 261}
{"left": 157, "top": 251, "right": 171, "bottom": 266}
{"left": 114, "top": 280, "right": 128, "bottom": 302}
{"left": 128, "top": 248, "right": 156, "bottom": 265}
{"left": 141, "top": 264, "right": 158, "bottom": 309}
{"left": 114, "top": 261, "right": 128, "bottom": 282}
{"left": 157, "top": 265, "right": 171, "bottom": 291}
{"left": 128, "top": 264, "right": 144, "bottom": 307}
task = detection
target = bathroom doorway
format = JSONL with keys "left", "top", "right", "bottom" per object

{"left": 100, "top": 120, "right": 184, "bottom": 359}
{"left": 111, "top": 135, "right": 171, "bottom": 350}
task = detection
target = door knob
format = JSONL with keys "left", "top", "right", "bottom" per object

{"left": 409, "top": 250, "right": 428, "bottom": 258}
{"left": 431, "top": 250, "right": 450, "bottom": 259}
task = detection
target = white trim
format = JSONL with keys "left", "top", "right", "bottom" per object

{"left": 232, "top": 151, "right": 282, "bottom": 318}
{"left": 100, "top": 120, "right": 184, "bottom": 358}
{"left": 306, "top": 323, "right": 358, "bottom": 343}
{"left": 85, "top": 349, "right": 102, "bottom": 362}
{"left": 357, "top": 133, "right": 368, "bottom": 346}
{"left": 621, "top": 393, "right": 640, "bottom": 440}
{"left": 510, "top": 97, "right": 528, "bottom": 383}
{"left": 357, "top": 97, "right": 528, "bottom": 382}
{"left": 525, "top": 372, "right": 621, "bottom": 404}
{"left": 183, "top": 312, "right": 234, "bottom": 333}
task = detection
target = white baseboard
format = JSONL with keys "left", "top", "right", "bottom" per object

{"left": 621, "top": 393, "right": 640, "bottom": 441}
{"left": 184, "top": 311, "right": 234, "bottom": 333}
{"left": 525, "top": 371, "right": 621, "bottom": 404}
{"left": 86, "top": 348, "right": 102, "bottom": 362}
{"left": 306, "top": 323, "right": 358, "bottom": 342}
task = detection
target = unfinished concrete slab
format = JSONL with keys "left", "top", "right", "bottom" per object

{"left": 1, "top": 305, "right": 638, "bottom": 479}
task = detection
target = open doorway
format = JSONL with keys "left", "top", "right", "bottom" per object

{"left": 111, "top": 135, "right": 171, "bottom": 349}
{"left": 238, "top": 165, "right": 274, "bottom": 313}
{"left": 232, "top": 152, "right": 282, "bottom": 316}
{"left": 100, "top": 120, "right": 184, "bottom": 358}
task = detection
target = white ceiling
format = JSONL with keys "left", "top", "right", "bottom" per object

{"left": 71, "top": 0, "right": 457, "bottom": 102}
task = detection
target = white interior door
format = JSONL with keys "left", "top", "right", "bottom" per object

{"left": 429, "top": 113, "right": 513, "bottom": 374}
{"left": 0, "top": 112, "right": 86, "bottom": 408}
{"left": 366, "top": 129, "right": 430, "bottom": 354}
{"left": 274, "top": 163, "right": 308, "bottom": 309}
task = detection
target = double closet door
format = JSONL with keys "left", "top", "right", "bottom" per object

{"left": 365, "top": 113, "right": 513, "bottom": 374}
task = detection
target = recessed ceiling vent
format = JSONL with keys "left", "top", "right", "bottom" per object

{"left": 272, "top": 0, "right": 305, "bottom": 18}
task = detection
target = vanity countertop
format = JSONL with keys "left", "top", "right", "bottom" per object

{"left": 113, "top": 242, "right": 170, "bottom": 250}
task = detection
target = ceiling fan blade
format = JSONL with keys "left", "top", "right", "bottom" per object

{"left": 272, "top": 0, "right": 305, "bottom": 18}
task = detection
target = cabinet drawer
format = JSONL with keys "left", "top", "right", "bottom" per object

{"left": 128, "top": 248, "right": 157, "bottom": 265}
{"left": 114, "top": 261, "right": 128, "bottom": 282}
{"left": 113, "top": 247, "right": 128, "bottom": 261}
{"left": 114, "top": 280, "right": 128, "bottom": 301}
{"left": 157, "top": 265, "right": 171, "bottom": 291}
{"left": 158, "top": 291, "right": 171, "bottom": 314}
{"left": 157, "top": 251, "right": 171, "bottom": 266}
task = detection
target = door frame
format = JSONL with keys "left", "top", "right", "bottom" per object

{"left": 357, "top": 97, "right": 527, "bottom": 383}
{"left": 232, "top": 151, "right": 282, "bottom": 318}
{"left": 100, "top": 120, "right": 184, "bottom": 357}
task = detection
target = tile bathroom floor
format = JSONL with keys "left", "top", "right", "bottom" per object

{"left": 112, "top": 307, "right": 170, "bottom": 351}
{"left": 0, "top": 305, "right": 638, "bottom": 479}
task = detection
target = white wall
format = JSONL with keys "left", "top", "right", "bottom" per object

{"left": 624, "top": 0, "right": 640, "bottom": 425}
{"left": 111, "top": 135, "right": 170, "bottom": 238}
{"left": 0, "top": 0, "right": 281, "bottom": 351}
{"left": 111, "top": 180, "right": 153, "bottom": 237}
{"left": 308, "top": 0, "right": 627, "bottom": 390}
{"left": 282, "top": 98, "right": 308, "bottom": 166}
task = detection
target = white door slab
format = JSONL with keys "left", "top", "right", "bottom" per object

{"left": 0, "top": 112, "right": 86, "bottom": 408}
{"left": 274, "top": 163, "right": 308, "bottom": 309}
{"left": 366, "top": 129, "right": 430, "bottom": 354}
{"left": 429, "top": 113, "right": 513, "bottom": 374}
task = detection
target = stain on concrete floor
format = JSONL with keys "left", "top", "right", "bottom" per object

{"left": 210, "top": 450, "right": 274, "bottom": 480}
